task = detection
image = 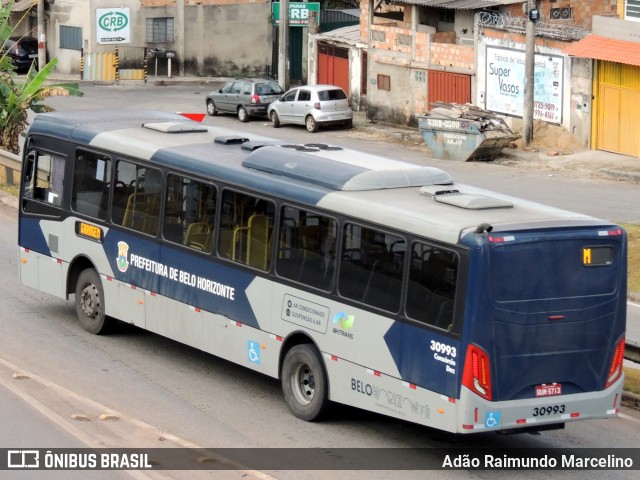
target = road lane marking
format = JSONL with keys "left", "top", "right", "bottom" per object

{"left": 0, "top": 356, "right": 276, "bottom": 479}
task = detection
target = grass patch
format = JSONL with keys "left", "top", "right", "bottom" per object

{"left": 622, "top": 223, "right": 640, "bottom": 294}
{"left": 624, "top": 367, "right": 640, "bottom": 395}
{"left": 0, "top": 183, "right": 19, "bottom": 197}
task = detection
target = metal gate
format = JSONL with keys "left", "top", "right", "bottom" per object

{"left": 427, "top": 70, "right": 471, "bottom": 109}
{"left": 82, "top": 46, "right": 147, "bottom": 81}
{"left": 317, "top": 43, "right": 349, "bottom": 94}
{"left": 594, "top": 61, "right": 640, "bottom": 157}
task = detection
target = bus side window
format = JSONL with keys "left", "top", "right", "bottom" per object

{"left": 71, "top": 150, "right": 111, "bottom": 220}
{"left": 406, "top": 242, "right": 458, "bottom": 331}
{"left": 275, "top": 206, "right": 337, "bottom": 290}
{"left": 163, "top": 174, "right": 217, "bottom": 252}
{"left": 338, "top": 223, "right": 404, "bottom": 312}
{"left": 115, "top": 161, "right": 162, "bottom": 236}
{"left": 22, "top": 151, "right": 65, "bottom": 206}
{"left": 217, "top": 190, "right": 275, "bottom": 271}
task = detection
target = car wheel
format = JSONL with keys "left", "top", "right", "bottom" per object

{"left": 281, "top": 344, "right": 329, "bottom": 421}
{"left": 237, "top": 106, "right": 249, "bottom": 123}
{"left": 270, "top": 111, "right": 281, "bottom": 128}
{"left": 344, "top": 119, "right": 353, "bottom": 129}
{"left": 206, "top": 100, "right": 218, "bottom": 116}
{"left": 305, "top": 115, "right": 319, "bottom": 133}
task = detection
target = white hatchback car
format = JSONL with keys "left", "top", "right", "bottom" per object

{"left": 267, "top": 85, "right": 353, "bottom": 133}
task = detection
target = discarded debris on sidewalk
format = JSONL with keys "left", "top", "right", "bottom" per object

{"left": 418, "top": 102, "right": 516, "bottom": 161}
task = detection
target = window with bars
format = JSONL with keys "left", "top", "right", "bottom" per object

{"left": 60, "top": 25, "right": 82, "bottom": 50}
{"left": 626, "top": 0, "right": 640, "bottom": 21}
{"left": 550, "top": 7, "right": 572, "bottom": 20}
{"left": 146, "top": 17, "right": 174, "bottom": 43}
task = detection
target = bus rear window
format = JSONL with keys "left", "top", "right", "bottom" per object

{"left": 490, "top": 239, "right": 618, "bottom": 302}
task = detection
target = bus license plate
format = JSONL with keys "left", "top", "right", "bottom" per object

{"left": 535, "top": 383, "right": 562, "bottom": 397}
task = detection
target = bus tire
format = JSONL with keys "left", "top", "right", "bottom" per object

{"left": 281, "top": 344, "right": 329, "bottom": 421}
{"left": 75, "top": 268, "right": 111, "bottom": 335}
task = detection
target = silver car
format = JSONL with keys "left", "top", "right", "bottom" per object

{"left": 206, "top": 78, "right": 284, "bottom": 122}
{"left": 267, "top": 85, "right": 353, "bottom": 133}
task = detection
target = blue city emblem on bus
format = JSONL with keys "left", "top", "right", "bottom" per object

{"left": 333, "top": 312, "right": 355, "bottom": 330}
{"left": 485, "top": 411, "right": 500, "bottom": 429}
{"left": 116, "top": 241, "right": 129, "bottom": 273}
{"left": 248, "top": 341, "right": 260, "bottom": 365}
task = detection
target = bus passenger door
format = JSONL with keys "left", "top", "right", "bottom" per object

{"left": 19, "top": 151, "right": 67, "bottom": 299}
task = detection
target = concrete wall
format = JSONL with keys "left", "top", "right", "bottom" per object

{"left": 43, "top": 0, "right": 273, "bottom": 77}
{"left": 566, "top": 57, "right": 593, "bottom": 148}
{"left": 593, "top": 14, "right": 640, "bottom": 41}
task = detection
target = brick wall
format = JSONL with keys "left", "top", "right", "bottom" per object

{"left": 502, "top": 0, "right": 617, "bottom": 29}
{"left": 481, "top": 28, "right": 571, "bottom": 51}
{"left": 430, "top": 43, "right": 475, "bottom": 70}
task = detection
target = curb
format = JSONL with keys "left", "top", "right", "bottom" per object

{"left": 0, "top": 190, "right": 18, "bottom": 209}
{"left": 622, "top": 391, "right": 640, "bottom": 410}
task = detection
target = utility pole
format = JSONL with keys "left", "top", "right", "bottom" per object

{"left": 523, "top": 0, "right": 539, "bottom": 146}
{"left": 37, "top": 0, "right": 46, "bottom": 71}
{"left": 278, "top": 0, "right": 289, "bottom": 90}
{"left": 177, "top": 0, "right": 185, "bottom": 77}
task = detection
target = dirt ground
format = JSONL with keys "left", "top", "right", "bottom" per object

{"left": 512, "top": 120, "right": 586, "bottom": 154}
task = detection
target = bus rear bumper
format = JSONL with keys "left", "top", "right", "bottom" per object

{"left": 457, "top": 376, "right": 624, "bottom": 433}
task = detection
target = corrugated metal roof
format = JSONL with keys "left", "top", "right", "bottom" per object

{"left": 314, "top": 24, "right": 363, "bottom": 47}
{"left": 388, "top": 0, "right": 522, "bottom": 9}
{"left": 565, "top": 34, "right": 640, "bottom": 68}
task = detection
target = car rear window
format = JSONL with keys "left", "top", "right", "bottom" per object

{"left": 257, "top": 82, "right": 284, "bottom": 95}
{"left": 317, "top": 89, "right": 347, "bottom": 101}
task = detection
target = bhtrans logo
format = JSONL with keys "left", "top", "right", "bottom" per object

{"left": 332, "top": 312, "right": 355, "bottom": 339}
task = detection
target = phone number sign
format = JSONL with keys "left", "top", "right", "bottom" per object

{"left": 486, "top": 46, "right": 563, "bottom": 124}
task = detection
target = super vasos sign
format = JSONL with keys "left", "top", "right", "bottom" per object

{"left": 96, "top": 8, "right": 131, "bottom": 44}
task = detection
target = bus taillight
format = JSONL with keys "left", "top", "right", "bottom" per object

{"left": 462, "top": 344, "right": 492, "bottom": 401}
{"left": 605, "top": 337, "right": 625, "bottom": 388}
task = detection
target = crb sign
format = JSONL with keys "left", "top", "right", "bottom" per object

{"left": 272, "top": 2, "right": 321, "bottom": 27}
{"left": 96, "top": 8, "right": 131, "bottom": 44}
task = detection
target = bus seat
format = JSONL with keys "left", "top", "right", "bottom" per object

{"left": 297, "top": 254, "right": 326, "bottom": 288}
{"left": 246, "top": 214, "right": 271, "bottom": 270}
{"left": 184, "top": 221, "right": 213, "bottom": 251}
{"left": 218, "top": 229, "right": 236, "bottom": 260}
{"left": 122, "top": 192, "right": 160, "bottom": 234}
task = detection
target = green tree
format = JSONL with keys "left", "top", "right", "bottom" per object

{"left": 1, "top": 1, "right": 82, "bottom": 154}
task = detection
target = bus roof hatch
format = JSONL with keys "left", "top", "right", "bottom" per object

{"left": 243, "top": 145, "right": 453, "bottom": 191}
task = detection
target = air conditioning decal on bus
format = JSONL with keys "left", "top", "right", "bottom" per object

{"left": 281, "top": 294, "right": 329, "bottom": 333}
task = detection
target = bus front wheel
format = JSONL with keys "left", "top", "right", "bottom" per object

{"left": 281, "top": 344, "right": 329, "bottom": 421}
{"left": 75, "top": 269, "right": 112, "bottom": 335}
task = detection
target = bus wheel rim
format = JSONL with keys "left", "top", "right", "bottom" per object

{"left": 292, "top": 362, "right": 315, "bottom": 405}
{"left": 80, "top": 284, "right": 100, "bottom": 319}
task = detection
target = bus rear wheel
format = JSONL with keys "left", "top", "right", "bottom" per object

{"left": 75, "top": 268, "right": 112, "bottom": 335}
{"left": 281, "top": 344, "right": 329, "bottom": 421}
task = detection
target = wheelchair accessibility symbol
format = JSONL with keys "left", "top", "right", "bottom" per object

{"left": 485, "top": 411, "right": 500, "bottom": 428}
{"left": 248, "top": 341, "right": 260, "bottom": 365}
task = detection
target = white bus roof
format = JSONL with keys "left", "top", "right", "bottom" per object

{"left": 29, "top": 110, "right": 608, "bottom": 244}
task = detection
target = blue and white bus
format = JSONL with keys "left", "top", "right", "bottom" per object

{"left": 18, "top": 110, "right": 627, "bottom": 434}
